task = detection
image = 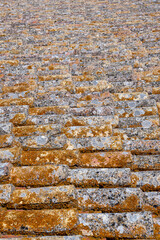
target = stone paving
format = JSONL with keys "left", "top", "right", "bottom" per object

{"left": 0, "top": 0, "right": 160, "bottom": 239}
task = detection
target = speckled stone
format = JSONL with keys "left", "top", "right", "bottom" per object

{"left": 76, "top": 187, "right": 143, "bottom": 212}
{"left": 124, "top": 140, "right": 160, "bottom": 154}
{"left": 132, "top": 155, "right": 160, "bottom": 170}
{"left": 131, "top": 171, "right": 160, "bottom": 191}
{"left": 67, "top": 168, "right": 131, "bottom": 187}
{"left": 8, "top": 185, "right": 76, "bottom": 209}
{"left": 143, "top": 192, "right": 160, "bottom": 214}
{"left": 0, "top": 209, "right": 78, "bottom": 234}
{"left": 0, "top": 135, "right": 13, "bottom": 148}
{"left": 10, "top": 165, "right": 69, "bottom": 187}
{"left": 0, "top": 163, "right": 13, "bottom": 182}
{"left": 0, "top": 147, "right": 21, "bottom": 164}
{"left": 0, "top": 184, "right": 15, "bottom": 204}
{"left": 78, "top": 211, "right": 154, "bottom": 238}
{"left": 0, "top": 123, "right": 13, "bottom": 135}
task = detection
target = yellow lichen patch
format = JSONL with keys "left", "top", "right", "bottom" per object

{"left": 113, "top": 92, "right": 148, "bottom": 101}
{"left": 10, "top": 113, "right": 26, "bottom": 126}
{"left": 62, "top": 125, "right": 112, "bottom": 138}
{"left": 0, "top": 209, "right": 78, "bottom": 234}
{"left": 10, "top": 165, "right": 68, "bottom": 187}
{"left": 8, "top": 185, "right": 76, "bottom": 209}
{"left": 28, "top": 106, "right": 69, "bottom": 115}
{"left": 157, "top": 102, "right": 160, "bottom": 116}
{"left": 153, "top": 215, "right": 160, "bottom": 238}
{"left": 2, "top": 80, "right": 37, "bottom": 93}
{"left": 20, "top": 149, "right": 79, "bottom": 166}
{"left": 130, "top": 174, "right": 139, "bottom": 187}
{"left": 80, "top": 151, "right": 132, "bottom": 168}
{"left": 0, "top": 97, "right": 34, "bottom": 107}
{"left": 153, "top": 87, "right": 160, "bottom": 94}
{"left": 38, "top": 74, "right": 70, "bottom": 81}
{"left": 75, "top": 81, "right": 112, "bottom": 94}
{"left": 0, "top": 60, "right": 19, "bottom": 66}
{"left": 144, "top": 128, "right": 160, "bottom": 140}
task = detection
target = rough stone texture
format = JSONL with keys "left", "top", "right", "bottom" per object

{"left": 131, "top": 171, "right": 160, "bottom": 191}
{"left": 78, "top": 212, "right": 154, "bottom": 238}
{"left": 0, "top": 0, "right": 159, "bottom": 238}
{"left": 0, "top": 184, "right": 15, "bottom": 204}
{"left": 8, "top": 185, "right": 76, "bottom": 209}
{"left": 76, "top": 188, "right": 143, "bottom": 212}
{"left": 0, "top": 163, "right": 12, "bottom": 182}
{"left": 67, "top": 168, "right": 131, "bottom": 187}
{"left": 0, "top": 209, "right": 78, "bottom": 234}
{"left": 10, "top": 165, "right": 69, "bottom": 187}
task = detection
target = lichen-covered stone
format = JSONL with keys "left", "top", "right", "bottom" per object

{"left": 76, "top": 188, "right": 142, "bottom": 212}
{"left": 0, "top": 123, "right": 12, "bottom": 135}
{"left": 0, "top": 135, "right": 13, "bottom": 148}
{"left": 0, "top": 237, "right": 82, "bottom": 240}
{"left": 0, "top": 97, "right": 34, "bottom": 107}
{"left": 118, "top": 116, "right": 159, "bottom": 128}
{"left": 124, "top": 140, "right": 160, "bottom": 154}
{"left": 10, "top": 165, "right": 69, "bottom": 187}
{"left": 0, "top": 209, "right": 78, "bottom": 234}
{"left": 67, "top": 168, "right": 131, "bottom": 187}
{"left": 79, "top": 151, "right": 132, "bottom": 168}
{"left": 78, "top": 212, "right": 154, "bottom": 238}
{"left": 143, "top": 192, "right": 160, "bottom": 214}
{"left": 20, "top": 150, "right": 79, "bottom": 166}
{"left": 132, "top": 155, "right": 160, "bottom": 170}
{"left": 0, "top": 147, "right": 21, "bottom": 164}
{"left": 113, "top": 92, "right": 149, "bottom": 101}
{"left": 8, "top": 185, "right": 76, "bottom": 209}
{"left": 0, "top": 163, "right": 12, "bottom": 182}
{"left": 131, "top": 171, "right": 160, "bottom": 191}
{"left": 115, "top": 106, "right": 158, "bottom": 118}
{"left": 69, "top": 106, "right": 114, "bottom": 116}
{"left": 0, "top": 184, "right": 15, "bottom": 204}
{"left": 115, "top": 99, "right": 157, "bottom": 109}
{"left": 29, "top": 106, "right": 69, "bottom": 115}
{"left": 66, "top": 136, "right": 122, "bottom": 151}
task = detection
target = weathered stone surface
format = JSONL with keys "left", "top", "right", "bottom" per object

{"left": 69, "top": 106, "right": 114, "bottom": 116}
{"left": 20, "top": 134, "right": 67, "bottom": 150}
{"left": 76, "top": 188, "right": 142, "bottom": 212}
{"left": 13, "top": 124, "right": 62, "bottom": 137}
{"left": 113, "top": 92, "right": 149, "bottom": 101}
{"left": 67, "top": 168, "right": 131, "bottom": 187}
{"left": 0, "top": 135, "right": 13, "bottom": 148}
{"left": 0, "top": 147, "right": 21, "bottom": 164}
{"left": 0, "top": 184, "right": 15, "bottom": 204}
{"left": 0, "top": 163, "right": 12, "bottom": 182}
{"left": 29, "top": 106, "right": 69, "bottom": 116}
{"left": 0, "top": 237, "right": 82, "bottom": 240}
{"left": 131, "top": 171, "right": 160, "bottom": 191}
{"left": 0, "top": 209, "right": 78, "bottom": 234}
{"left": 124, "top": 140, "right": 160, "bottom": 154}
{"left": 117, "top": 116, "right": 159, "bottom": 128}
{"left": 143, "top": 192, "right": 160, "bottom": 214}
{"left": 10, "top": 165, "right": 69, "bottom": 187}
{"left": 79, "top": 151, "right": 132, "bottom": 168}
{"left": 115, "top": 99, "right": 157, "bottom": 109}
{"left": 132, "top": 155, "right": 160, "bottom": 170}
{"left": 20, "top": 150, "right": 79, "bottom": 166}
{"left": 8, "top": 185, "right": 76, "bottom": 209}
{"left": 0, "top": 123, "right": 12, "bottom": 135}
{"left": 153, "top": 215, "right": 160, "bottom": 238}
{"left": 0, "top": 97, "right": 34, "bottom": 107}
{"left": 115, "top": 106, "right": 158, "bottom": 118}
{"left": 63, "top": 125, "right": 112, "bottom": 138}
{"left": 78, "top": 212, "right": 154, "bottom": 238}
{"left": 66, "top": 136, "right": 122, "bottom": 151}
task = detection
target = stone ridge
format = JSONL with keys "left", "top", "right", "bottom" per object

{"left": 0, "top": 0, "right": 160, "bottom": 239}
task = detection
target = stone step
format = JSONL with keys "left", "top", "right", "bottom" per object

{"left": 132, "top": 155, "right": 160, "bottom": 170}
{"left": 0, "top": 134, "right": 13, "bottom": 148}
{"left": 63, "top": 125, "right": 112, "bottom": 138}
{"left": 131, "top": 171, "right": 160, "bottom": 191}
{"left": 79, "top": 151, "right": 132, "bottom": 168}
{"left": 10, "top": 165, "right": 69, "bottom": 187}
{"left": 20, "top": 150, "right": 79, "bottom": 166}
{"left": 113, "top": 92, "right": 149, "bottom": 101}
{"left": 115, "top": 99, "right": 156, "bottom": 109}
{"left": 0, "top": 184, "right": 14, "bottom": 204}
{"left": 0, "top": 123, "right": 12, "bottom": 135}
{"left": 8, "top": 185, "right": 76, "bottom": 209}
{"left": 20, "top": 134, "right": 67, "bottom": 150}
{"left": 76, "top": 187, "right": 142, "bottom": 212}
{"left": 0, "top": 147, "right": 21, "bottom": 164}
{"left": 143, "top": 192, "right": 160, "bottom": 214}
{"left": 113, "top": 127, "right": 160, "bottom": 140}
{"left": 117, "top": 115, "right": 159, "bottom": 128}
{"left": 67, "top": 168, "right": 131, "bottom": 187}
{"left": 13, "top": 124, "right": 62, "bottom": 137}
{"left": 78, "top": 212, "right": 154, "bottom": 238}
{"left": 66, "top": 136, "right": 122, "bottom": 151}
{"left": 124, "top": 140, "right": 160, "bottom": 154}
{"left": 115, "top": 106, "right": 158, "bottom": 118}
{"left": 0, "top": 163, "right": 12, "bottom": 183}
{"left": 0, "top": 209, "right": 77, "bottom": 234}
{"left": 0, "top": 97, "right": 34, "bottom": 107}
